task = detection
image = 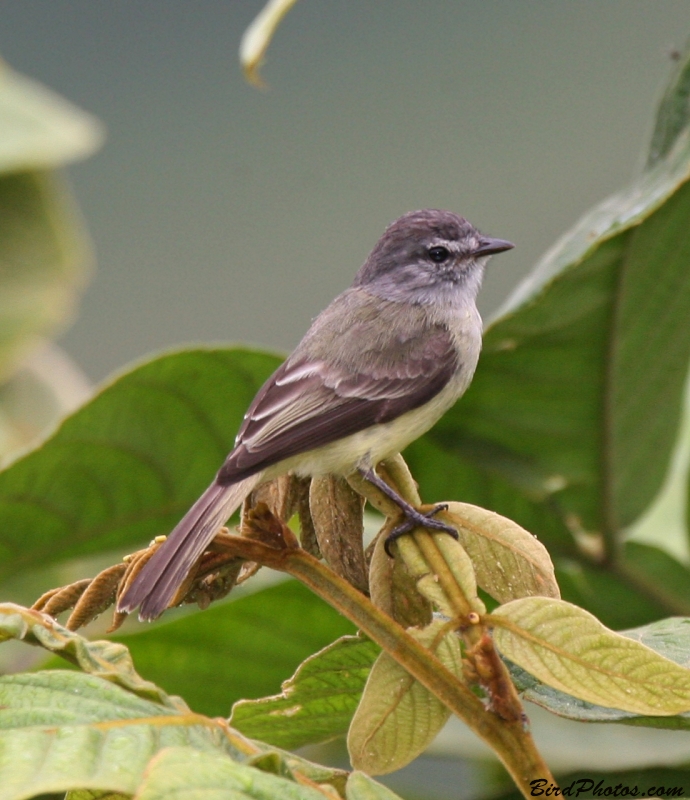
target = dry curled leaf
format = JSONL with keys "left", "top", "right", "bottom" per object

{"left": 310, "top": 475, "right": 368, "bottom": 594}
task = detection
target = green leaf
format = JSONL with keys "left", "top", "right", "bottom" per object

{"left": 0, "top": 615, "right": 355, "bottom": 800}
{"left": 109, "top": 581, "right": 356, "bottom": 716}
{"left": 440, "top": 502, "right": 559, "bottom": 603}
{"left": 406, "top": 45, "right": 690, "bottom": 612}
{"left": 419, "top": 159, "right": 690, "bottom": 539}
{"left": 0, "top": 670, "right": 178, "bottom": 728}
{"left": 647, "top": 38, "right": 690, "bottom": 168}
{"left": 0, "top": 65, "right": 103, "bottom": 172}
{"left": 0, "top": 347, "right": 281, "bottom": 586}
{"left": 0, "top": 63, "right": 99, "bottom": 462}
{"left": 0, "top": 64, "right": 100, "bottom": 460}
{"left": 231, "top": 634, "right": 379, "bottom": 749}
{"left": 347, "top": 620, "right": 462, "bottom": 776}
{"left": 622, "top": 542, "right": 690, "bottom": 616}
{"left": 492, "top": 597, "right": 690, "bottom": 715}
{"left": 0, "top": 603, "right": 186, "bottom": 710}
{"left": 0, "top": 671, "right": 232, "bottom": 800}
{"left": 134, "top": 745, "right": 331, "bottom": 800}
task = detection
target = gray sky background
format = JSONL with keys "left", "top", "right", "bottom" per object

{"left": 3, "top": 1, "right": 690, "bottom": 381}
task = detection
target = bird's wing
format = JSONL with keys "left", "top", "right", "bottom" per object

{"left": 218, "top": 320, "right": 458, "bottom": 483}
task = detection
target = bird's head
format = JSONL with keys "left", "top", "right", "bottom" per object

{"left": 354, "top": 209, "right": 513, "bottom": 306}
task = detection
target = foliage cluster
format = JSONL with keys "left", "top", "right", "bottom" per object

{"left": 2, "top": 22, "right": 690, "bottom": 800}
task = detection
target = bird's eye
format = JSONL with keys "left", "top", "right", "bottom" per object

{"left": 428, "top": 246, "right": 450, "bottom": 263}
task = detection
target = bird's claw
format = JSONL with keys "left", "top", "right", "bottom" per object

{"left": 384, "top": 503, "right": 457, "bottom": 556}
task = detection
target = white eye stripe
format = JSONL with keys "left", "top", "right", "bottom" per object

{"left": 427, "top": 239, "right": 458, "bottom": 251}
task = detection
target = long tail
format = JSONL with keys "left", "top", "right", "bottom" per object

{"left": 118, "top": 474, "right": 261, "bottom": 621}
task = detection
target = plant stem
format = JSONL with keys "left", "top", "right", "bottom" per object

{"left": 283, "top": 545, "right": 553, "bottom": 795}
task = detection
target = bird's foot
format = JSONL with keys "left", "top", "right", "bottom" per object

{"left": 384, "top": 503, "right": 457, "bottom": 556}
{"left": 357, "top": 466, "right": 457, "bottom": 556}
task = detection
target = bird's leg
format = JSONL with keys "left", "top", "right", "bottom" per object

{"left": 359, "top": 467, "right": 458, "bottom": 556}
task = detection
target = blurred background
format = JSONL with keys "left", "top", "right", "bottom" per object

{"left": 3, "top": 0, "right": 690, "bottom": 384}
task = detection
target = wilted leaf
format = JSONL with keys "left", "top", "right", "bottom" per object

{"left": 440, "top": 502, "right": 559, "bottom": 602}
{"left": 368, "top": 532, "right": 433, "bottom": 629}
{"left": 231, "top": 634, "right": 379, "bottom": 748}
{"left": 347, "top": 620, "right": 462, "bottom": 775}
{"left": 310, "top": 475, "right": 367, "bottom": 593}
{"left": 492, "top": 597, "right": 690, "bottom": 715}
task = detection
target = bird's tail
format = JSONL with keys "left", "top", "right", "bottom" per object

{"left": 118, "top": 474, "right": 261, "bottom": 621}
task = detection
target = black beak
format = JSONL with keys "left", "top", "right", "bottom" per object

{"left": 474, "top": 237, "right": 515, "bottom": 257}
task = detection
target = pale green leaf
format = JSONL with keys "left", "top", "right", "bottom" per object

{"left": 0, "top": 171, "right": 91, "bottom": 382}
{"left": 0, "top": 670, "right": 174, "bottom": 728}
{"left": 510, "top": 617, "right": 690, "bottom": 728}
{"left": 0, "top": 342, "right": 90, "bottom": 462}
{"left": 0, "top": 65, "right": 103, "bottom": 173}
{"left": 134, "top": 746, "right": 335, "bottom": 800}
{"left": 492, "top": 597, "right": 690, "bottom": 715}
{"left": 346, "top": 771, "right": 407, "bottom": 800}
{"left": 347, "top": 620, "right": 462, "bottom": 775}
{"left": 440, "top": 502, "right": 559, "bottom": 603}
{"left": 0, "top": 669, "right": 231, "bottom": 800}
{"left": 0, "top": 649, "right": 346, "bottom": 799}
{"left": 401, "top": 532, "right": 484, "bottom": 618}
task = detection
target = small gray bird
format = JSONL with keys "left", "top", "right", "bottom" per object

{"left": 118, "top": 209, "right": 513, "bottom": 620}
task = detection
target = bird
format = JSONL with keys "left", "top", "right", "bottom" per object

{"left": 118, "top": 209, "right": 514, "bottom": 620}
